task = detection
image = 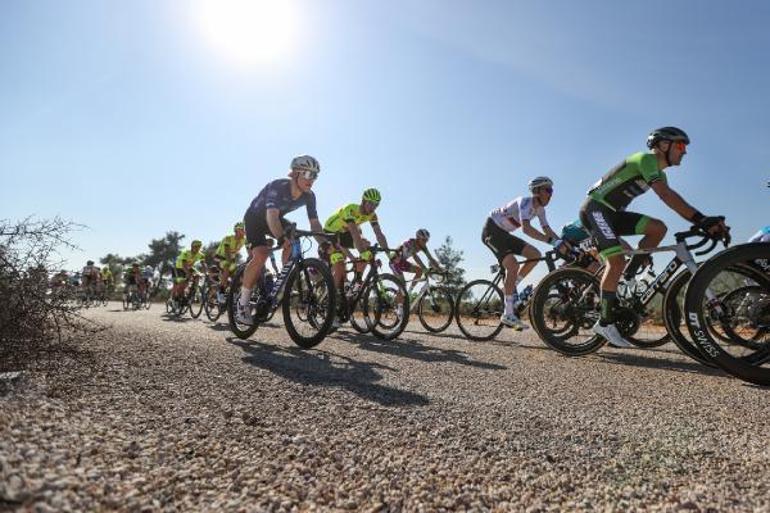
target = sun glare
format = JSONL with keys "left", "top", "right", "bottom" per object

{"left": 193, "top": 0, "right": 297, "bottom": 69}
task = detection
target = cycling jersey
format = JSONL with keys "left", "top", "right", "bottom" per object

{"left": 100, "top": 269, "right": 113, "bottom": 282}
{"left": 395, "top": 238, "right": 420, "bottom": 261}
{"left": 216, "top": 234, "right": 246, "bottom": 259}
{"left": 247, "top": 178, "right": 318, "bottom": 220}
{"left": 175, "top": 249, "right": 204, "bottom": 269}
{"left": 588, "top": 152, "right": 667, "bottom": 211}
{"left": 489, "top": 196, "right": 549, "bottom": 233}
{"left": 324, "top": 203, "right": 379, "bottom": 233}
{"left": 749, "top": 226, "right": 770, "bottom": 243}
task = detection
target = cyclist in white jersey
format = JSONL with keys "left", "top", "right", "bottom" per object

{"left": 749, "top": 226, "right": 770, "bottom": 243}
{"left": 482, "top": 176, "right": 564, "bottom": 329}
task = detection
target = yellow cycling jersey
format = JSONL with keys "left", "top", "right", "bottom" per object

{"left": 216, "top": 235, "right": 245, "bottom": 259}
{"left": 175, "top": 249, "right": 204, "bottom": 269}
{"left": 323, "top": 203, "right": 379, "bottom": 233}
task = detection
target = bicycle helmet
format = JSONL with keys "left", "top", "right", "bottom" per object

{"left": 528, "top": 176, "right": 553, "bottom": 192}
{"left": 416, "top": 229, "right": 430, "bottom": 241}
{"left": 646, "top": 126, "right": 690, "bottom": 149}
{"left": 191, "top": 239, "right": 202, "bottom": 247}
{"left": 234, "top": 221, "right": 245, "bottom": 231}
{"left": 290, "top": 155, "right": 320, "bottom": 173}
{"left": 362, "top": 188, "right": 382, "bottom": 203}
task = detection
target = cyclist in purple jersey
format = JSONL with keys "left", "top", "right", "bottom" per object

{"left": 236, "top": 155, "right": 324, "bottom": 325}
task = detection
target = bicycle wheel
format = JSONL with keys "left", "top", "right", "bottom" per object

{"left": 530, "top": 268, "right": 605, "bottom": 356}
{"left": 188, "top": 283, "right": 204, "bottom": 319}
{"left": 282, "top": 257, "right": 336, "bottom": 348}
{"left": 661, "top": 268, "right": 715, "bottom": 366}
{"left": 348, "top": 286, "right": 372, "bottom": 334}
{"left": 418, "top": 287, "right": 455, "bottom": 333}
{"left": 685, "top": 243, "right": 770, "bottom": 385}
{"left": 621, "top": 279, "right": 670, "bottom": 349}
{"left": 455, "top": 279, "right": 504, "bottom": 341}
{"left": 122, "top": 294, "right": 129, "bottom": 311}
{"left": 367, "top": 273, "right": 409, "bottom": 341}
{"left": 227, "top": 266, "right": 260, "bottom": 340}
{"left": 165, "top": 297, "right": 172, "bottom": 314}
{"left": 203, "top": 283, "right": 222, "bottom": 322}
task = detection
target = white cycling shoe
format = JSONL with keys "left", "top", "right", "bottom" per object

{"left": 236, "top": 303, "right": 253, "bottom": 325}
{"left": 592, "top": 321, "right": 634, "bottom": 348}
{"left": 500, "top": 313, "right": 527, "bottom": 331}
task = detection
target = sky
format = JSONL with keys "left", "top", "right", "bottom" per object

{"left": 1, "top": 0, "right": 768, "bottom": 283}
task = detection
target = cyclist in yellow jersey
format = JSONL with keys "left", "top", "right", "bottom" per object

{"left": 172, "top": 240, "right": 205, "bottom": 303}
{"left": 214, "top": 222, "right": 246, "bottom": 303}
{"left": 323, "top": 188, "right": 390, "bottom": 297}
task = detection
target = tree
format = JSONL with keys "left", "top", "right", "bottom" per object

{"left": 145, "top": 231, "right": 185, "bottom": 274}
{"left": 435, "top": 236, "right": 466, "bottom": 297}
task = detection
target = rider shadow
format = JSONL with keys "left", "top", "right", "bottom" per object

{"left": 593, "top": 351, "right": 725, "bottom": 377}
{"left": 402, "top": 328, "right": 462, "bottom": 340}
{"left": 330, "top": 330, "right": 507, "bottom": 371}
{"left": 160, "top": 315, "right": 195, "bottom": 323}
{"left": 228, "top": 338, "right": 429, "bottom": 407}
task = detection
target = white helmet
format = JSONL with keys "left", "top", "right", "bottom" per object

{"left": 528, "top": 176, "right": 553, "bottom": 192}
{"left": 290, "top": 155, "right": 320, "bottom": 174}
{"left": 416, "top": 229, "right": 430, "bottom": 241}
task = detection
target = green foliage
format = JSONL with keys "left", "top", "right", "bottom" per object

{"left": 435, "top": 236, "right": 466, "bottom": 297}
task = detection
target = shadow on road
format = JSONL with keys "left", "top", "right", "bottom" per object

{"left": 592, "top": 350, "right": 725, "bottom": 377}
{"left": 330, "top": 330, "right": 507, "bottom": 371}
{"left": 228, "top": 338, "right": 430, "bottom": 407}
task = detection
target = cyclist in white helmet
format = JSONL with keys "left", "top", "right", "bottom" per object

{"left": 482, "top": 176, "right": 563, "bottom": 329}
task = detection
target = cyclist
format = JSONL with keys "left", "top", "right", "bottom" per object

{"left": 81, "top": 260, "right": 99, "bottom": 296}
{"left": 389, "top": 228, "right": 444, "bottom": 319}
{"left": 579, "top": 126, "right": 729, "bottom": 348}
{"left": 323, "top": 188, "right": 391, "bottom": 319}
{"left": 123, "top": 262, "right": 142, "bottom": 301}
{"left": 100, "top": 265, "right": 114, "bottom": 291}
{"left": 214, "top": 222, "right": 247, "bottom": 304}
{"left": 482, "top": 177, "right": 562, "bottom": 329}
{"left": 749, "top": 226, "right": 770, "bottom": 243}
{"left": 172, "top": 240, "right": 205, "bottom": 305}
{"left": 141, "top": 265, "right": 155, "bottom": 297}
{"left": 237, "top": 155, "right": 323, "bottom": 325}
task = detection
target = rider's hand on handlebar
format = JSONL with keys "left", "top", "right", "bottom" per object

{"left": 696, "top": 215, "right": 730, "bottom": 243}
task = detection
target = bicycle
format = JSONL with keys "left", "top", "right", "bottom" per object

{"left": 529, "top": 227, "right": 722, "bottom": 356}
{"left": 166, "top": 270, "right": 202, "bottom": 318}
{"left": 122, "top": 284, "right": 142, "bottom": 311}
{"left": 333, "top": 245, "right": 410, "bottom": 340}
{"left": 403, "top": 268, "right": 455, "bottom": 333}
{"left": 227, "top": 226, "right": 337, "bottom": 349}
{"left": 455, "top": 250, "right": 562, "bottom": 341}
{"left": 684, "top": 242, "right": 770, "bottom": 385}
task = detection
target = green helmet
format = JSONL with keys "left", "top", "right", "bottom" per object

{"left": 234, "top": 221, "right": 245, "bottom": 231}
{"left": 192, "top": 239, "right": 202, "bottom": 248}
{"left": 362, "top": 188, "right": 381, "bottom": 204}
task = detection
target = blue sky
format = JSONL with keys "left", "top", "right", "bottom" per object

{"left": 1, "top": 0, "right": 768, "bottom": 282}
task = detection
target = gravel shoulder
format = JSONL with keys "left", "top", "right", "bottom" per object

{"left": 2, "top": 307, "right": 769, "bottom": 512}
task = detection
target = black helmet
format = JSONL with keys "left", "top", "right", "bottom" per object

{"left": 87, "top": 260, "right": 94, "bottom": 266}
{"left": 646, "top": 127, "right": 690, "bottom": 149}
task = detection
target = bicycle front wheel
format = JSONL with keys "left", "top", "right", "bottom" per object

{"left": 418, "top": 287, "right": 455, "bottom": 333}
{"left": 282, "top": 258, "right": 336, "bottom": 348}
{"left": 367, "top": 273, "right": 409, "bottom": 341}
{"left": 455, "top": 279, "right": 504, "bottom": 341}
{"left": 189, "top": 283, "right": 204, "bottom": 319}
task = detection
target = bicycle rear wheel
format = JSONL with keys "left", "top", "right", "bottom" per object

{"left": 418, "top": 287, "right": 455, "bottom": 333}
{"left": 455, "top": 279, "right": 504, "bottom": 341}
{"left": 189, "top": 283, "right": 204, "bottom": 319}
{"left": 227, "top": 266, "right": 261, "bottom": 340}
{"left": 368, "top": 273, "right": 409, "bottom": 340}
{"left": 530, "top": 268, "right": 605, "bottom": 355}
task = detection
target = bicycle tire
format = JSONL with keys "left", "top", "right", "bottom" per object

{"left": 418, "top": 287, "right": 455, "bottom": 333}
{"left": 227, "top": 265, "right": 260, "bottom": 340}
{"left": 282, "top": 257, "right": 336, "bottom": 348}
{"left": 455, "top": 279, "right": 504, "bottom": 341}
{"left": 368, "top": 273, "right": 409, "bottom": 340}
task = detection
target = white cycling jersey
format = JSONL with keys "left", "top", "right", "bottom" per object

{"left": 749, "top": 226, "right": 770, "bottom": 243}
{"left": 490, "top": 196, "right": 549, "bottom": 233}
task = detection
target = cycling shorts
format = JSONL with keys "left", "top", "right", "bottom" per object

{"left": 481, "top": 217, "right": 527, "bottom": 262}
{"left": 579, "top": 198, "right": 651, "bottom": 260}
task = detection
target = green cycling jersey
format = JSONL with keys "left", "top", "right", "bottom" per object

{"left": 588, "top": 152, "right": 667, "bottom": 211}
{"left": 216, "top": 234, "right": 245, "bottom": 259}
{"left": 323, "top": 203, "right": 379, "bottom": 233}
{"left": 175, "top": 249, "right": 204, "bottom": 269}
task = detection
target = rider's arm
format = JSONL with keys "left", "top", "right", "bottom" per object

{"left": 371, "top": 222, "right": 388, "bottom": 249}
{"left": 650, "top": 181, "right": 702, "bottom": 222}
{"left": 521, "top": 219, "right": 552, "bottom": 244}
{"left": 348, "top": 222, "right": 368, "bottom": 252}
{"left": 309, "top": 218, "right": 325, "bottom": 244}
{"left": 413, "top": 254, "right": 427, "bottom": 270}
{"left": 266, "top": 208, "right": 286, "bottom": 239}
{"left": 421, "top": 247, "right": 442, "bottom": 270}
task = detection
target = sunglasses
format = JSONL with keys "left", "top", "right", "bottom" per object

{"left": 300, "top": 170, "right": 319, "bottom": 181}
{"left": 673, "top": 141, "right": 687, "bottom": 151}
{"left": 541, "top": 187, "right": 554, "bottom": 194}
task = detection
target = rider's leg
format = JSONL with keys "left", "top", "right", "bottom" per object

{"left": 518, "top": 245, "right": 542, "bottom": 282}
{"left": 600, "top": 252, "right": 625, "bottom": 325}
{"left": 502, "top": 253, "right": 520, "bottom": 316}
{"left": 624, "top": 217, "right": 667, "bottom": 279}
{"left": 240, "top": 246, "right": 270, "bottom": 306}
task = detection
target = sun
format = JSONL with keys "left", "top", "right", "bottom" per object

{"left": 193, "top": 0, "right": 297, "bottom": 69}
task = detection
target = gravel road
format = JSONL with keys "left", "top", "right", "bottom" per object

{"left": 2, "top": 307, "right": 769, "bottom": 512}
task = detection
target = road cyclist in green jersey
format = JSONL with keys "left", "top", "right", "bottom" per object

{"left": 482, "top": 176, "right": 565, "bottom": 330}
{"left": 236, "top": 155, "right": 324, "bottom": 325}
{"left": 172, "top": 239, "right": 205, "bottom": 306}
{"left": 579, "top": 126, "right": 730, "bottom": 348}
{"left": 322, "top": 188, "right": 390, "bottom": 326}
{"left": 213, "top": 222, "right": 247, "bottom": 304}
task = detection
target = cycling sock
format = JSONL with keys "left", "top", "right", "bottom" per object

{"left": 504, "top": 294, "right": 515, "bottom": 316}
{"left": 599, "top": 290, "right": 617, "bottom": 326}
{"left": 239, "top": 287, "right": 252, "bottom": 307}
